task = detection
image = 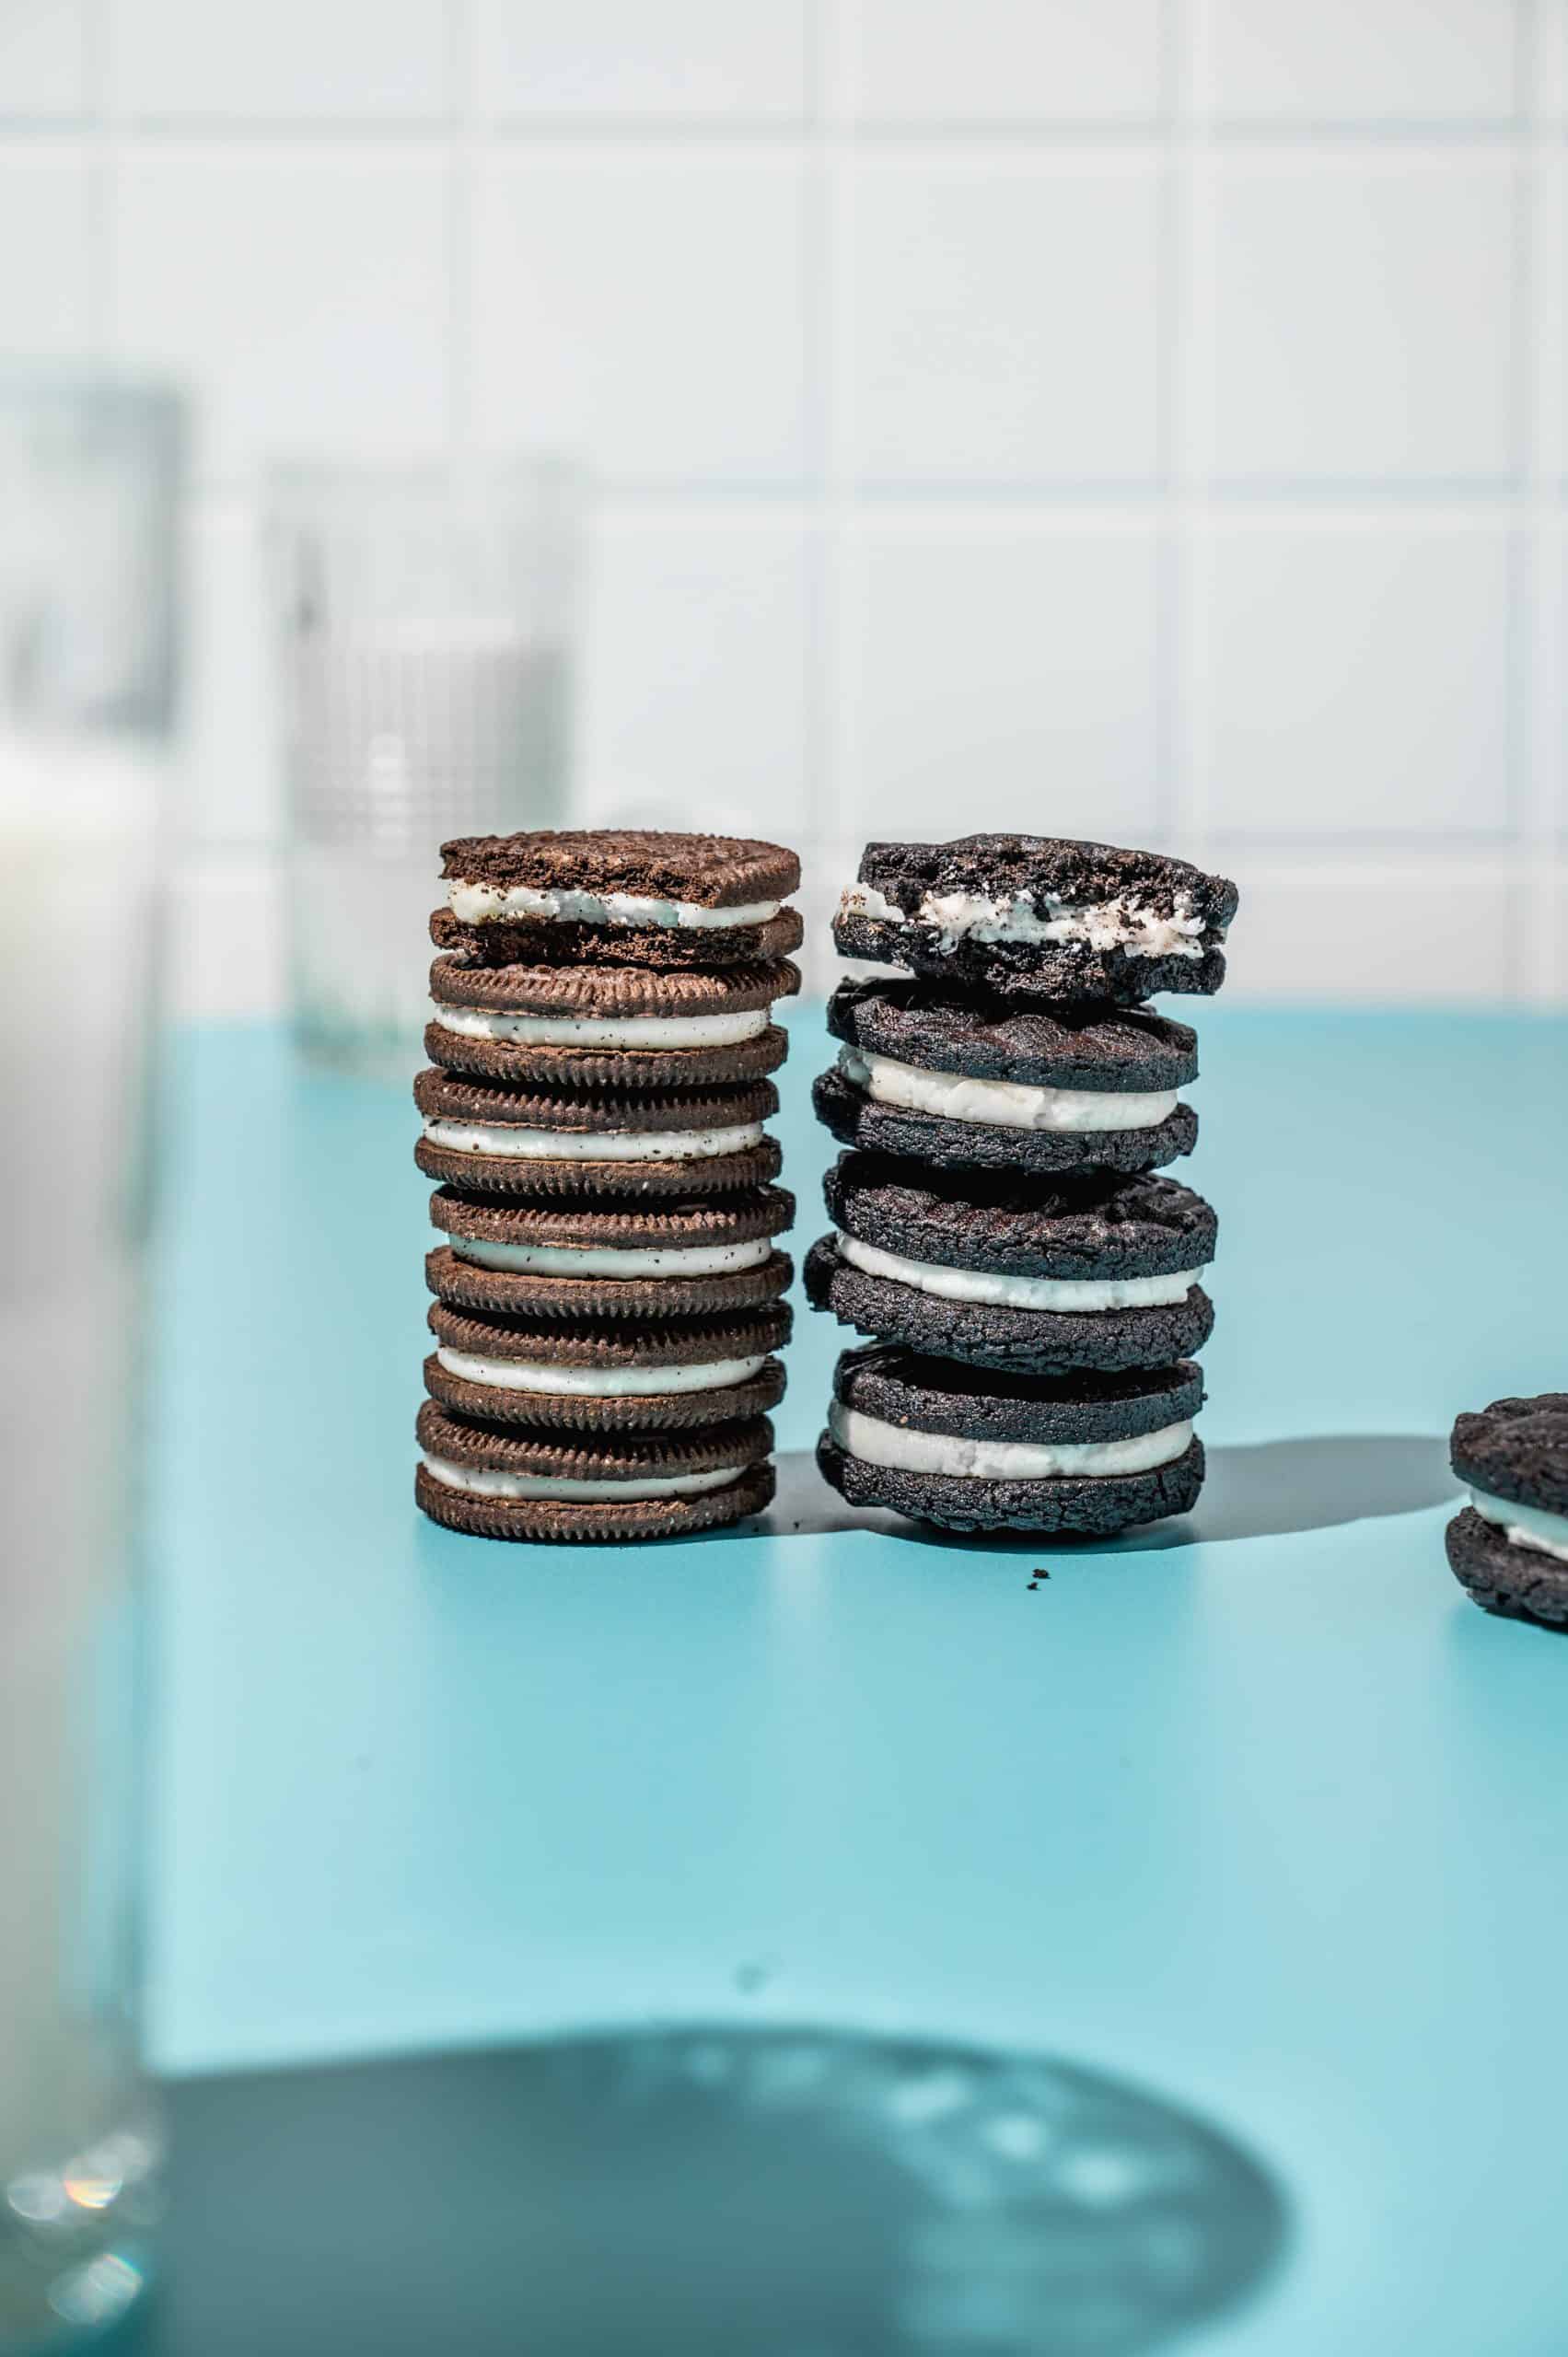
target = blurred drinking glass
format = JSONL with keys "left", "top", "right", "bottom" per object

{"left": 268, "top": 459, "right": 579, "bottom": 1078}
{"left": 0, "top": 374, "right": 183, "bottom": 2348}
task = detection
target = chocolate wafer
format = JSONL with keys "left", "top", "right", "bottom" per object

{"left": 415, "top": 1399, "right": 774, "bottom": 1543}
{"left": 427, "top": 1184, "right": 794, "bottom": 1319}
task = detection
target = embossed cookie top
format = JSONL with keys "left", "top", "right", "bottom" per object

{"left": 440, "top": 828, "right": 800, "bottom": 910}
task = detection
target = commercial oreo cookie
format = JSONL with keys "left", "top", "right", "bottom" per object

{"left": 424, "top": 1298, "right": 791, "bottom": 1431}
{"left": 1446, "top": 1393, "right": 1568, "bottom": 1627}
{"left": 834, "top": 835, "right": 1237, "bottom": 1004}
{"left": 434, "top": 829, "right": 803, "bottom": 972}
{"left": 818, "top": 1347, "right": 1205, "bottom": 1535}
{"left": 427, "top": 1184, "right": 795, "bottom": 1320}
{"left": 426, "top": 955, "right": 799, "bottom": 1091}
{"left": 814, "top": 980, "right": 1200, "bottom": 1177}
{"left": 807, "top": 1154, "right": 1215, "bottom": 1374}
{"left": 415, "top": 1399, "right": 774, "bottom": 1543}
{"left": 414, "top": 1068, "right": 781, "bottom": 1197}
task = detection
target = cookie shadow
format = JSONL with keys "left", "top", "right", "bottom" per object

{"left": 733, "top": 1437, "right": 1459, "bottom": 1553}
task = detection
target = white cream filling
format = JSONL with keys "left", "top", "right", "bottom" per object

{"left": 838, "top": 1046, "right": 1177, "bottom": 1134}
{"left": 447, "top": 1235, "right": 773, "bottom": 1279}
{"left": 447, "top": 880, "right": 780, "bottom": 930}
{"left": 835, "top": 1232, "right": 1203, "bottom": 1314}
{"left": 842, "top": 882, "right": 1208, "bottom": 961}
{"left": 430, "top": 1003, "right": 770, "bottom": 1050}
{"left": 423, "top": 1117, "right": 765, "bottom": 1163}
{"left": 423, "top": 1454, "right": 746, "bottom": 1504}
{"left": 829, "top": 1402, "right": 1193, "bottom": 1481}
{"left": 1469, "top": 1485, "right": 1568, "bottom": 1565}
{"left": 436, "top": 1346, "right": 766, "bottom": 1397}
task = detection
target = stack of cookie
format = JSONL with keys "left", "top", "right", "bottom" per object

{"left": 412, "top": 829, "right": 803, "bottom": 1542}
{"left": 807, "top": 834, "right": 1239, "bottom": 1537}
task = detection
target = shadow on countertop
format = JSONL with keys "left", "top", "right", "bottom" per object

{"left": 126, "top": 2025, "right": 1288, "bottom": 2357}
{"left": 752, "top": 1434, "right": 1458, "bottom": 1552}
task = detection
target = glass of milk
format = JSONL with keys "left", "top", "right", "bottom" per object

{"left": 0, "top": 375, "right": 183, "bottom": 2348}
{"left": 268, "top": 460, "right": 580, "bottom": 1080}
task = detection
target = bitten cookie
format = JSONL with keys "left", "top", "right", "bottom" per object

{"left": 424, "top": 1298, "right": 791, "bottom": 1431}
{"left": 414, "top": 1068, "right": 781, "bottom": 1197}
{"left": 1446, "top": 1394, "right": 1568, "bottom": 1628}
{"left": 427, "top": 1184, "right": 794, "bottom": 1320}
{"left": 434, "top": 829, "right": 802, "bottom": 971}
{"left": 415, "top": 1399, "right": 774, "bottom": 1543}
{"left": 833, "top": 835, "right": 1237, "bottom": 1004}
{"left": 814, "top": 981, "right": 1200, "bottom": 1176}
{"left": 818, "top": 1346, "right": 1205, "bottom": 1534}
{"left": 426, "top": 955, "right": 798, "bottom": 1091}
{"left": 807, "top": 1154, "right": 1215, "bottom": 1375}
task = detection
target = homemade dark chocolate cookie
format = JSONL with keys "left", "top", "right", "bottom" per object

{"left": 815, "top": 979, "right": 1200, "bottom": 1176}
{"left": 426, "top": 956, "right": 799, "bottom": 1091}
{"left": 414, "top": 1068, "right": 781, "bottom": 1198}
{"left": 827, "top": 980, "right": 1198, "bottom": 1092}
{"left": 814, "top": 1066, "right": 1193, "bottom": 1178}
{"left": 427, "top": 1184, "right": 795, "bottom": 1320}
{"left": 1446, "top": 1394, "right": 1568, "bottom": 1627}
{"left": 834, "top": 835, "right": 1237, "bottom": 1004}
{"left": 435, "top": 828, "right": 802, "bottom": 972}
{"left": 424, "top": 1297, "right": 791, "bottom": 1431}
{"left": 807, "top": 1155, "right": 1215, "bottom": 1374}
{"left": 415, "top": 1399, "right": 774, "bottom": 1543}
{"left": 818, "top": 1346, "right": 1205, "bottom": 1534}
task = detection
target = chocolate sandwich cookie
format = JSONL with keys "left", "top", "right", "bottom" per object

{"left": 434, "top": 829, "right": 803, "bottom": 972}
{"left": 415, "top": 1399, "right": 773, "bottom": 1543}
{"left": 814, "top": 981, "right": 1198, "bottom": 1176}
{"left": 834, "top": 835, "right": 1237, "bottom": 1004}
{"left": 807, "top": 1155, "right": 1214, "bottom": 1374}
{"left": 426, "top": 955, "right": 799, "bottom": 1091}
{"left": 427, "top": 1184, "right": 795, "bottom": 1320}
{"left": 818, "top": 1347, "right": 1205, "bottom": 1534}
{"left": 1446, "top": 1394, "right": 1568, "bottom": 1627}
{"left": 424, "top": 1298, "right": 791, "bottom": 1432}
{"left": 414, "top": 1068, "right": 781, "bottom": 1197}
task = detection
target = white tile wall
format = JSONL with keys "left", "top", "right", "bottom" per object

{"left": 844, "top": 157, "right": 1165, "bottom": 483}
{"left": 0, "top": 149, "right": 95, "bottom": 346}
{"left": 0, "top": 0, "right": 88, "bottom": 119}
{"left": 469, "top": 153, "right": 810, "bottom": 482}
{"left": 843, "top": 520, "right": 1162, "bottom": 842}
{"left": 577, "top": 509, "right": 811, "bottom": 840}
{"left": 3, "top": 0, "right": 1562, "bottom": 1011}
{"left": 846, "top": 0, "right": 1166, "bottom": 126}
{"left": 108, "top": 0, "right": 451, "bottom": 122}
{"left": 470, "top": 0, "right": 809, "bottom": 122}
{"left": 1201, "top": 156, "right": 1517, "bottom": 484}
{"left": 1201, "top": 0, "right": 1518, "bottom": 125}
{"left": 110, "top": 151, "right": 452, "bottom": 479}
{"left": 1198, "top": 522, "right": 1515, "bottom": 841}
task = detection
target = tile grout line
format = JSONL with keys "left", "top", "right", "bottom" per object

{"left": 813, "top": 0, "right": 855, "bottom": 996}
{"left": 1167, "top": 0, "right": 1205, "bottom": 858}
{"left": 6, "top": 121, "right": 1568, "bottom": 152}
{"left": 1516, "top": 0, "right": 1562, "bottom": 1002}
{"left": 84, "top": 0, "right": 114, "bottom": 360}
{"left": 445, "top": 0, "right": 473, "bottom": 462}
{"left": 800, "top": 0, "right": 834, "bottom": 946}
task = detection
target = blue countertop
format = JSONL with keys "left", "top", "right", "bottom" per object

{"left": 152, "top": 1006, "right": 1568, "bottom": 2354}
